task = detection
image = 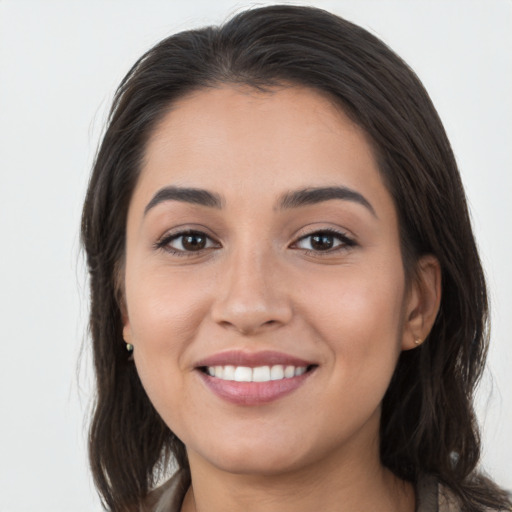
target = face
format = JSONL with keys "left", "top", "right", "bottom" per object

{"left": 122, "top": 85, "right": 417, "bottom": 476}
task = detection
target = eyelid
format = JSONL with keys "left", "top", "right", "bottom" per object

{"left": 153, "top": 225, "right": 356, "bottom": 256}
{"left": 290, "top": 227, "right": 357, "bottom": 253}
{"left": 154, "top": 228, "right": 221, "bottom": 255}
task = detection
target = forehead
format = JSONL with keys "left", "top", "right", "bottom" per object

{"left": 134, "top": 84, "right": 390, "bottom": 214}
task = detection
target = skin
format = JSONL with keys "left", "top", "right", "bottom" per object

{"left": 122, "top": 85, "right": 441, "bottom": 512}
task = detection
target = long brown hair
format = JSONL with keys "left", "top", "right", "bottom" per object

{"left": 81, "top": 5, "right": 511, "bottom": 511}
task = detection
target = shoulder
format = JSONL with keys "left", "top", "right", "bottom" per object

{"left": 417, "top": 474, "right": 509, "bottom": 512}
{"left": 140, "top": 469, "right": 190, "bottom": 512}
{"left": 438, "top": 482, "right": 463, "bottom": 512}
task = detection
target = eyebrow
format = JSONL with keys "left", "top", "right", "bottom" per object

{"left": 277, "top": 186, "right": 377, "bottom": 217}
{"left": 144, "top": 185, "right": 376, "bottom": 217}
{"left": 144, "top": 186, "right": 223, "bottom": 215}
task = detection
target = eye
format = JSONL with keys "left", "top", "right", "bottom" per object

{"left": 293, "top": 229, "right": 355, "bottom": 253}
{"left": 155, "top": 230, "right": 219, "bottom": 255}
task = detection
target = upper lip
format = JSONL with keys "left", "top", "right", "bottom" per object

{"left": 194, "top": 350, "right": 316, "bottom": 369}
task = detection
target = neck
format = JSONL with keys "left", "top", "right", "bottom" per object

{"left": 181, "top": 423, "right": 414, "bottom": 512}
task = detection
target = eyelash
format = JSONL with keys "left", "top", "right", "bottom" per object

{"left": 292, "top": 228, "right": 356, "bottom": 256}
{"left": 154, "top": 230, "right": 219, "bottom": 256}
{"left": 154, "top": 228, "right": 356, "bottom": 257}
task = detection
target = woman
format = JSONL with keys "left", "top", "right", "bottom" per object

{"left": 81, "top": 5, "right": 512, "bottom": 512}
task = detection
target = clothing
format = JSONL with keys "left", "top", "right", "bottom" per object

{"left": 141, "top": 470, "right": 189, "bottom": 512}
{"left": 143, "top": 470, "right": 465, "bottom": 512}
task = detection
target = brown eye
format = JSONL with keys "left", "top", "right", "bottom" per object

{"left": 157, "top": 230, "right": 219, "bottom": 254}
{"left": 294, "top": 230, "right": 355, "bottom": 253}
{"left": 310, "top": 233, "right": 336, "bottom": 251}
{"left": 181, "top": 233, "right": 207, "bottom": 251}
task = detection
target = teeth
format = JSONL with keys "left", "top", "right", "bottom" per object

{"left": 284, "top": 365, "right": 295, "bottom": 378}
{"left": 234, "top": 366, "right": 252, "bottom": 382}
{"left": 253, "top": 366, "right": 271, "bottom": 382}
{"left": 205, "top": 364, "right": 309, "bottom": 382}
{"left": 223, "top": 365, "right": 235, "bottom": 380}
{"left": 295, "top": 367, "right": 306, "bottom": 376}
{"left": 270, "top": 365, "right": 284, "bottom": 380}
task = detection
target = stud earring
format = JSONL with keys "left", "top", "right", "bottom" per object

{"left": 414, "top": 338, "right": 422, "bottom": 345}
{"left": 126, "top": 343, "right": 134, "bottom": 353}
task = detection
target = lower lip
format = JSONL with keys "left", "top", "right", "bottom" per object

{"left": 197, "top": 369, "right": 315, "bottom": 406}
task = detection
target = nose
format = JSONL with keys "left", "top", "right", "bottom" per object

{"left": 210, "top": 247, "right": 293, "bottom": 335}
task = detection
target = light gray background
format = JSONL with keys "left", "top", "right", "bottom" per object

{"left": 0, "top": 1, "right": 510, "bottom": 510}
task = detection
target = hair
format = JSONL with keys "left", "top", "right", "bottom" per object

{"left": 81, "top": 4, "right": 511, "bottom": 511}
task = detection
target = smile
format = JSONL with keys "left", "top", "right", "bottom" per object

{"left": 204, "top": 364, "right": 308, "bottom": 382}
{"left": 195, "top": 351, "right": 318, "bottom": 405}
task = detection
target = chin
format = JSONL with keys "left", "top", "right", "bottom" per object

{"left": 208, "top": 453, "right": 305, "bottom": 477}
{"left": 190, "top": 436, "right": 312, "bottom": 476}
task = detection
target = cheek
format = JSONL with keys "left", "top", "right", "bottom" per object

{"left": 300, "top": 264, "right": 406, "bottom": 433}
{"left": 126, "top": 265, "right": 209, "bottom": 347}
{"left": 124, "top": 265, "right": 213, "bottom": 403}
{"left": 300, "top": 258, "right": 406, "bottom": 374}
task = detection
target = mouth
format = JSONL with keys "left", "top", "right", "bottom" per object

{"left": 198, "top": 363, "right": 316, "bottom": 382}
{"left": 194, "top": 350, "right": 318, "bottom": 405}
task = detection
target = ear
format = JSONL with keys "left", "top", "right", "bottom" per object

{"left": 120, "top": 299, "right": 133, "bottom": 345}
{"left": 401, "top": 254, "right": 441, "bottom": 350}
{"left": 122, "top": 320, "right": 132, "bottom": 345}
{"left": 116, "top": 275, "right": 133, "bottom": 345}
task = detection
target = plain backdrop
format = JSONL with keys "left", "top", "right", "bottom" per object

{"left": 0, "top": 1, "right": 510, "bottom": 510}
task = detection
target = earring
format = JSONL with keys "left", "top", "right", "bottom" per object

{"left": 414, "top": 338, "right": 422, "bottom": 346}
{"left": 126, "top": 343, "right": 134, "bottom": 353}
